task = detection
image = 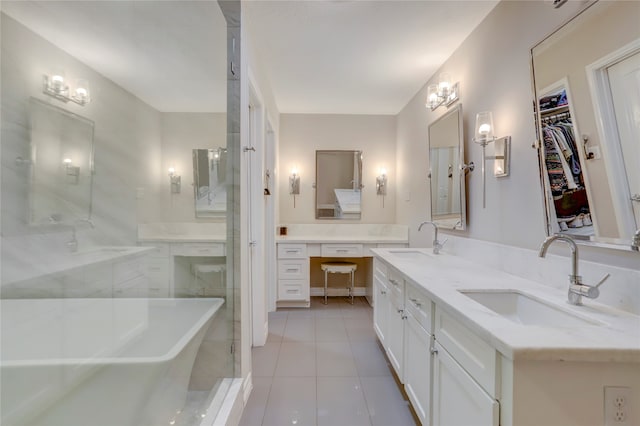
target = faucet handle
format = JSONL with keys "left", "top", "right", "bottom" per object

{"left": 593, "top": 273, "right": 611, "bottom": 289}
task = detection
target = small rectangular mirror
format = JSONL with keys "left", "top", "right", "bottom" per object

{"left": 428, "top": 104, "right": 466, "bottom": 230}
{"left": 315, "top": 150, "right": 363, "bottom": 220}
{"left": 28, "top": 98, "right": 94, "bottom": 225}
{"left": 193, "top": 147, "right": 227, "bottom": 217}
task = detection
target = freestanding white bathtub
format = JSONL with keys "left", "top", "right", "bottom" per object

{"left": 1, "top": 297, "right": 225, "bottom": 426}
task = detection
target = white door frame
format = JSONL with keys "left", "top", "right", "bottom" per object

{"left": 264, "top": 117, "right": 277, "bottom": 312}
{"left": 586, "top": 38, "right": 640, "bottom": 239}
{"left": 248, "top": 71, "right": 267, "bottom": 346}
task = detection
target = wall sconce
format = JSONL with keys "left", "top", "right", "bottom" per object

{"left": 43, "top": 72, "right": 91, "bottom": 106}
{"left": 473, "top": 111, "right": 511, "bottom": 208}
{"left": 376, "top": 168, "right": 387, "bottom": 196}
{"left": 63, "top": 158, "right": 80, "bottom": 184}
{"left": 168, "top": 167, "right": 181, "bottom": 194}
{"left": 426, "top": 72, "right": 460, "bottom": 111}
{"left": 289, "top": 168, "right": 300, "bottom": 207}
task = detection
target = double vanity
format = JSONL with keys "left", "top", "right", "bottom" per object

{"left": 372, "top": 248, "right": 639, "bottom": 426}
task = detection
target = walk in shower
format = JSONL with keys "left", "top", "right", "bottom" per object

{"left": 1, "top": 1, "right": 239, "bottom": 425}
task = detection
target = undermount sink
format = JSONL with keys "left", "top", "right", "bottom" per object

{"left": 388, "top": 250, "right": 431, "bottom": 259}
{"left": 459, "top": 290, "right": 600, "bottom": 327}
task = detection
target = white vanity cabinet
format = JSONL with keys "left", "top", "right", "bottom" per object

{"left": 432, "top": 307, "right": 499, "bottom": 426}
{"left": 373, "top": 261, "right": 389, "bottom": 345}
{"left": 385, "top": 269, "right": 406, "bottom": 381}
{"left": 276, "top": 243, "right": 309, "bottom": 306}
{"left": 403, "top": 284, "right": 433, "bottom": 426}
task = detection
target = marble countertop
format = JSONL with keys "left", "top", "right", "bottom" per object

{"left": 3, "top": 246, "right": 152, "bottom": 285}
{"left": 276, "top": 224, "right": 409, "bottom": 244}
{"left": 138, "top": 235, "right": 226, "bottom": 243}
{"left": 372, "top": 248, "right": 640, "bottom": 363}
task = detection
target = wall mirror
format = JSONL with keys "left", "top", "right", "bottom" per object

{"left": 193, "top": 147, "right": 227, "bottom": 217}
{"left": 315, "top": 150, "right": 363, "bottom": 220}
{"left": 531, "top": 0, "right": 640, "bottom": 251}
{"left": 428, "top": 104, "right": 466, "bottom": 230}
{"left": 28, "top": 97, "right": 94, "bottom": 225}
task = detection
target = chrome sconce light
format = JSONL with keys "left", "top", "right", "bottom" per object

{"left": 426, "top": 73, "right": 460, "bottom": 111}
{"left": 376, "top": 168, "right": 387, "bottom": 196}
{"left": 289, "top": 167, "right": 300, "bottom": 207}
{"left": 43, "top": 71, "right": 91, "bottom": 106}
{"left": 376, "top": 168, "right": 388, "bottom": 207}
{"left": 63, "top": 158, "right": 80, "bottom": 184}
{"left": 168, "top": 167, "right": 181, "bottom": 194}
{"left": 473, "top": 111, "right": 511, "bottom": 208}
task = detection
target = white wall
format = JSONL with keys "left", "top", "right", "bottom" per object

{"left": 396, "top": 0, "right": 639, "bottom": 273}
{"left": 278, "top": 113, "right": 397, "bottom": 224}
{"left": 155, "top": 112, "right": 227, "bottom": 223}
{"left": 1, "top": 13, "right": 161, "bottom": 246}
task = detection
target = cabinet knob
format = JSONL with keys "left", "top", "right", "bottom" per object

{"left": 430, "top": 347, "right": 438, "bottom": 355}
{"left": 397, "top": 308, "right": 403, "bottom": 314}
{"left": 380, "top": 290, "right": 387, "bottom": 295}
{"left": 410, "top": 297, "right": 422, "bottom": 307}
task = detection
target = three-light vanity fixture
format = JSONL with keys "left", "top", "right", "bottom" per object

{"left": 168, "top": 167, "right": 181, "bottom": 194}
{"left": 43, "top": 70, "right": 91, "bottom": 106}
{"left": 473, "top": 111, "right": 511, "bottom": 208}
{"left": 426, "top": 73, "right": 460, "bottom": 111}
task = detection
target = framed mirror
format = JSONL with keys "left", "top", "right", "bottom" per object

{"left": 428, "top": 104, "right": 466, "bottom": 230}
{"left": 192, "top": 147, "right": 227, "bottom": 217}
{"left": 531, "top": 0, "right": 640, "bottom": 250}
{"left": 28, "top": 97, "right": 94, "bottom": 225}
{"left": 315, "top": 150, "right": 363, "bottom": 220}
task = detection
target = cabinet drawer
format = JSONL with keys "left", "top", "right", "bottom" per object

{"left": 278, "top": 280, "right": 307, "bottom": 300}
{"left": 387, "top": 269, "right": 404, "bottom": 300}
{"left": 373, "top": 259, "right": 388, "bottom": 280}
{"left": 321, "top": 244, "right": 363, "bottom": 257}
{"left": 139, "top": 242, "right": 170, "bottom": 258}
{"left": 113, "top": 275, "right": 148, "bottom": 298}
{"left": 406, "top": 283, "right": 432, "bottom": 333}
{"left": 435, "top": 307, "right": 498, "bottom": 397}
{"left": 113, "top": 257, "right": 145, "bottom": 284}
{"left": 278, "top": 259, "right": 307, "bottom": 279}
{"left": 277, "top": 244, "right": 307, "bottom": 259}
{"left": 171, "top": 243, "right": 224, "bottom": 257}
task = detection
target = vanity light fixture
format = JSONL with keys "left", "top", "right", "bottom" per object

{"left": 289, "top": 168, "right": 300, "bottom": 207}
{"left": 43, "top": 72, "right": 91, "bottom": 106}
{"left": 63, "top": 158, "right": 80, "bottom": 184}
{"left": 168, "top": 167, "right": 181, "bottom": 194}
{"left": 473, "top": 111, "right": 511, "bottom": 208}
{"left": 426, "top": 73, "right": 460, "bottom": 111}
{"left": 376, "top": 168, "right": 387, "bottom": 196}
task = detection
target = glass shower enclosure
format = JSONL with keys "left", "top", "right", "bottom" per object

{"left": 0, "top": 1, "right": 238, "bottom": 425}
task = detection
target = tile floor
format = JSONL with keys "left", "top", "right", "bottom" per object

{"left": 239, "top": 297, "right": 418, "bottom": 426}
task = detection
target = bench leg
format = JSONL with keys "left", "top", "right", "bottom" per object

{"left": 324, "top": 269, "right": 328, "bottom": 305}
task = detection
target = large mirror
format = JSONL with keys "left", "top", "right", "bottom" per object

{"left": 531, "top": 0, "right": 640, "bottom": 250}
{"left": 315, "top": 150, "right": 363, "bottom": 220}
{"left": 193, "top": 147, "right": 227, "bottom": 217}
{"left": 28, "top": 98, "right": 94, "bottom": 225}
{"left": 428, "top": 104, "right": 466, "bottom": 230}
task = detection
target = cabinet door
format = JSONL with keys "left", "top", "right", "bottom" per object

{"left": 373, "top": 274, "right": 389, "bottom": 344}
{"left": 386, "top": 290, "right": 405, "bottom": 382}
{"left": 404, "top": 311, "right": 431, "bottom": 426}
{"left": 432, "top": 342, "right": 499, "bottom": 426}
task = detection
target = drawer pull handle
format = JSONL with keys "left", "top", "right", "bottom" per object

{"left": 285, "top": 250, "right": 298, "bottom": 253}
{"left": 389, "top": 279, "right": 399, "bottom": 286}
{"left": 410, "top": 298, "right": 422, "bottom": 307}
{"left": 397, "top": 308, "right": 403, "bottom": 314}
{"left": 430, "top": 347, "right": 438, "bottom": 355}
{"left": 286, "top": 290, "right": 297, "bottom": 294}
{"left": 286, "top": 268, "right": 298, "bottom": 272}
{"left": 380, "top": 290, "right": 387, "bottom": 295}
{"left": 337, "top": 249, "right": 349, "bottom": 252}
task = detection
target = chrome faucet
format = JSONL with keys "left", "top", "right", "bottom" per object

{"left": 632, "top": 229, "right": 640, "bottom": 252}
{"left": 418, "top": 221, "right": 446, "bottom": 254}
{"left": 65, "top": 218, "right": 95, "bottom": 253}
{"left": 538, "top": 235, "right": 610, "bottom": 306}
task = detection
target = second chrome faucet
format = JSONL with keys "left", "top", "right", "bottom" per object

{"left": 419, "top": 221, "right": 446, "bottom": 254}
{"left": 538, "top": 234, "right": 610, "bottom": 306}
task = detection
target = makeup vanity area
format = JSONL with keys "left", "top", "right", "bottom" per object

{"left": 276, "top": 224, "right": 408, "bottom": 307}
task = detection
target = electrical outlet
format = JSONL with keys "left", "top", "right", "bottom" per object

{"left": 605, "top": 386, "right": 632, "bottom": 426}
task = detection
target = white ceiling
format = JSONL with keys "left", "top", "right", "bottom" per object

{"left": 245, "top": 0, "right": 499, "bottom": 115}
{"left": 2, "top": 1, "right": 498, "bottom": 115}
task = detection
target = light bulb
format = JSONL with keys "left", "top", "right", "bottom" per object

{"left": 478, "top": 123, "right": 491, "bottom": 135}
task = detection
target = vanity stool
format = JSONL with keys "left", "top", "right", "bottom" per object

{"left": 192, "top": 263, "right": 226, "bottom": 297}
{"left": 320, "top": 262, "right": 357, "bottom": 305}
